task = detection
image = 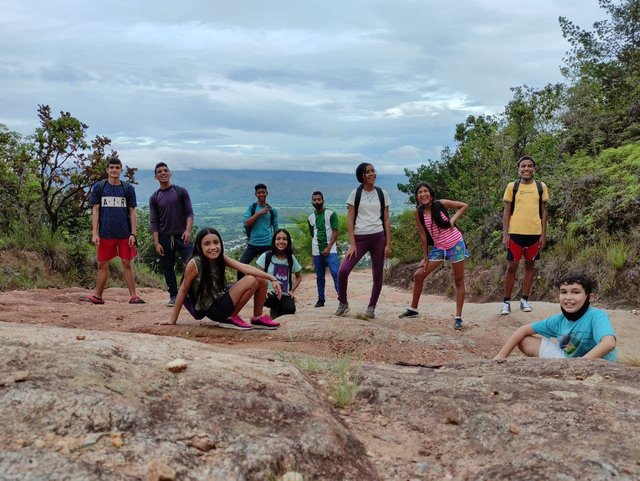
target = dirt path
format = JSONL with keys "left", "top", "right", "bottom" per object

{"left": 1, "top": 270, "right": 638, "bottom": 363}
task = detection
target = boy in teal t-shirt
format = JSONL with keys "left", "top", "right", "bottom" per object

{"left": 494, "top": 272, "right": 617, "bottom": 361}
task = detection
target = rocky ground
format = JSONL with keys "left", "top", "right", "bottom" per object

{"left": 1, "top": 270, "right": 639, "bottom": 480}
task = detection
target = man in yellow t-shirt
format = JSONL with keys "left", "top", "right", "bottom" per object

{"left": 500, "top": 156, "right": 549, "bottom": 315}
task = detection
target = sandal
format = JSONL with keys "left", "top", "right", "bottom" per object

{"left": 83, "top": 295, "right": 105, "bottom": 305}
{"left": 129, "top": 296, "right": 146, "bottom": 304}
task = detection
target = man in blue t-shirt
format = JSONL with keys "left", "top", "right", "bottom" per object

{"left": 494, "top": 272, "right": 617, "bottom": 361}
{"left": 237, "top": 183, "right": 279, "bottom": 280}
{"left": 85, "top": 158, "right": 144, "bottom": 305}
{"left": 149, "top": 162, "right": 194, "bottom": 307}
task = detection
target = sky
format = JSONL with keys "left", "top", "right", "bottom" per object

{"left": 0, "top": 0, "right": 606, "bottom": 174}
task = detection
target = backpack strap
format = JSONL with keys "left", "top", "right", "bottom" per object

{"left": 353, "top": 185, "right": 386, "bottom": 237}
{"left": 510, "top": 179, "right": 543, "bottom": 218}
{"left": 264, "top": 251, "right": 293, "bottom": 290}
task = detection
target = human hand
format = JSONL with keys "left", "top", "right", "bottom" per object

{"left": 273, "top": 281, "right": 283, "bottom": 299}
{"left": 322, "top": 246, "right": 330, "bottom": 256}
{"left": 345, "top": 245, "right": 357, "bottom": 259}
{"left": 260, "top": 206, "right": 270, "bottom": 216}
{"left": 384, "top": 245, "right": 391, "bottom": 258}
{"left": 92, "top": 234, "right": 100, "bottom": 246}
{"left": 502, "top": 235, "right": 510, "bottom": 250}
{"left": 128, "top": 235, "right": 136, "bottom": 248}
{"left": 154, "top": 242, "right": 164, "bottom": 256}
{"left": 182, "top": 230, "right": 191, "bottom": 245}
{"left": 540, "top": 236, "right": 547, "bottom": 250}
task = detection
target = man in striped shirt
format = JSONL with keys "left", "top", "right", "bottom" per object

{"left": 308, "top": 191, "right": 340, "bottom": 308}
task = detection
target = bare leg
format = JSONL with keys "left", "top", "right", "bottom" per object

{"left": 451, "top": 260, "right": 465, "bottom": 317}
{"left": 503, "top": 260, "right": 520, "bottom": 299}
{"left": 522, "top": 260, "right": 536, "bottom": 297}
{"left": 95, "top": 261, "right": 110, "bottom": 298}
{"left": 227, "top": 275, "right": 259, "bottom": 317}
{"left": 252, "top": 278, "right": 269, "bottom": 317}
{"left": 410, "top": 261, "right": 442, "bottom": 309}
{"left": 121, "top": 258, "right": 138, "bottom": 298}
{"left": 518, "top": 336, "right": 542, "bottom": 357}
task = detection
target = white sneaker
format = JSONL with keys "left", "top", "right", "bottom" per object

{"left": 500, "top": 302, "right": 511, "bottom": 315}
{"left": 520, "top": 299, "right": 533, "bottom": 312}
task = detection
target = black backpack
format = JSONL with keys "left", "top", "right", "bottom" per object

{"left": 510, "top": 179, "right": 543, "bottom": 218}
{"left": 417, "top": 201, "right": 451, "bottom": 247}
{"left": 92, "top": 179, "right": 135, "bottom": 232}
{"left": 353, "top": 185, "right": 386, "bottom": 236}
{"left": 245, "top": 202, "right": 275, "bottom": 239}
{"left": 263, "top": 251, "right": 293, "bottom": 290}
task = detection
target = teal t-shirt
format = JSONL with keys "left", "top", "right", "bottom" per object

{"left": 531, "top": 307, "right": 617, "bottom": 361}
{"left": 256, "top": 253, "right": 301, "bottom": 294}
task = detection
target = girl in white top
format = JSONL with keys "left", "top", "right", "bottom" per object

{"left": 335, "top": 163, "right": 391, "bottom": 319}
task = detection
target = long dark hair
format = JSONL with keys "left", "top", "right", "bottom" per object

{"left": 271, "top": 228, "right": 294, "bottom": 268}
{"left": 190, "top": 227, "right": 226, "bottom": 300}
{"left": 414, "top": 182, "right": 451, "bottom": 230}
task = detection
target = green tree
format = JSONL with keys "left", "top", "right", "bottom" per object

{"left": 31, "top": 105, "right": 136, "bottom": 234}
{"left": 559, "top": 0, "right": 640, "bottom": 153}
{"left": 0, "top": 124, "right": 40, "bottom": 234}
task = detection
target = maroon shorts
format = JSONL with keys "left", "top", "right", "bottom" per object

{"left": 97, "top": 238, "right": 137, "bottom": 262}
{"left": 507, "top": 234, "right": 540, "bottom": 262}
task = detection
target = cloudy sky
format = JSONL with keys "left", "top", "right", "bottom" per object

{"left": 1, "top": 1, "right": 605, "bottom": 173}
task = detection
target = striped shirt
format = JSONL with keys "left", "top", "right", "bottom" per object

{"left": 423, "top": 211, "right": 462, "bottom": 249}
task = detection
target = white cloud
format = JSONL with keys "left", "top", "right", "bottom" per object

{"left": 0, "top": 0, "right": 606, "bottom": 172}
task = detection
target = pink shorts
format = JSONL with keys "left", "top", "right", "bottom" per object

{"left": 97, "top": 238, "right": 137, "bottom": 262}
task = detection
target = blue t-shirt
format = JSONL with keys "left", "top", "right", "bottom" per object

{"left": 256, "top": 253, "right": 301, "bottom": 294}
{"left": 91, "top": 181, "right": 137, "bottom": 239}
{"left": 531, "top": 307, "right": 618, "bottom": 361}
{"left": 244, "top": 203, "right": 279, "bottom": 246}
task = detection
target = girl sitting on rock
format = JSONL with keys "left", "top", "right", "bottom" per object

{"left": 168, "top": 227, "right": 281, "bottom": 330}
{"left": 398, "top": 182, "right": 469, "bottom": 330}
{"left": 257, "top": 228, "right": 302, "bottom": 319}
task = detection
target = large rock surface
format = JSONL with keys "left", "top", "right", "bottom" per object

{"left": 0, "top": 323, "right": 378, "bottom": 481}
{"left": 2, "top": 322, "right": 640, "bottom": 480}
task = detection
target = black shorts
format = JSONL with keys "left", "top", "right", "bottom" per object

{"left": 184, "top": 292, "right": 235, "bottom": 322}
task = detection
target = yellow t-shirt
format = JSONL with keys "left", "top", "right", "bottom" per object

{"left": 503, "top": 180, "right": 549, "bottom": 235}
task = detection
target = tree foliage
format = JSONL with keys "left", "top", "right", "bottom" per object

{"left": 559, "top": 0, "right": 640, "bottom": 153}
{"left": 31, "top": 105, "right": 136, "bottom": 234}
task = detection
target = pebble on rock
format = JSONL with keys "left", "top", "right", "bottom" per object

{"left": 166, "top": 359, "right": 188, "bottom": 373}
{"left": 147, "top": 459, "right": 176, "bottom": 481}
{"left": 13, "top": 370, "right": 30, "bottom": 382}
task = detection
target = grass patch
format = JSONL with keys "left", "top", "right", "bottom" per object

{"left": 604, "top": 240, "right": 629, "bottom": 270}
{"left": 619, "top": 355, "right": 640, "bottom": 367}
{"left": 328, "top": 357, "right": 361, "bottom": 409}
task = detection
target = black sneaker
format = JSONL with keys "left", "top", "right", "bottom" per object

{"left": 167, "top": 296, "right": 176, "bottom": 307}
{"left": 314, "top": 299, "right": 325, "bottom": 308}
{"left": 454, "top": 317, "right": 464, "bottom": 330}
{"left": 399, "top": 308, "right": 419, "bottom": 318}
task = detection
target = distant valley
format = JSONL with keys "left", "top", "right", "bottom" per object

{"left": 133, "top": 169, "right": 411, "bottom": 248}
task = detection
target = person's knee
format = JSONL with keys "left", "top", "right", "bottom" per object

{"left": 121, "top": 259, "right": 133, "bottom": 270}
{"left": 506, "top": 261, "right": 519, "bottom": 273}
{"left": 524, "top": 260, "right": 536, "bottom": 270}
{"left": 98, "top": 261, "right": 110, "bottom": 272}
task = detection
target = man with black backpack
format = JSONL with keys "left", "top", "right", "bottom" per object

{"left": 85, "top": 158, "right": 144, "bottom": 305}
{"left": 501, "top": 155, "right": 549, "bottom": 315}
{"left": 149, "top": 162, "right": 194, "bottom": 307}
{"left": 237, "top": 183, "right": 279, "bottom": 280}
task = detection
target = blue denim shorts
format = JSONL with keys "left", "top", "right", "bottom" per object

{"left": 428, "top": 239, "right": 469, "bottom": 263}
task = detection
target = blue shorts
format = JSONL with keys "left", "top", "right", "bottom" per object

{"left": 428, "top": 239, "right": 469, "bottom": 263}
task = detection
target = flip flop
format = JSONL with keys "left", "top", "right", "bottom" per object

{"left": 83, "top": 295, "right": 105, "bottom": 305}
{"left": 129, "top": 296, "right": 146, "bottom": 304}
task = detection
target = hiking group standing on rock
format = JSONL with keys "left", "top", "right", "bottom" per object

{"left": 82, "top": 156, "right": 617, "bottom": 361}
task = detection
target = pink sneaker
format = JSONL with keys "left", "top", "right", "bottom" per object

{"left": 250, "top": 314, "right": 280, "bottom": 330}
{"left": 218, "top": 315, "right": 253, "bottom": 330}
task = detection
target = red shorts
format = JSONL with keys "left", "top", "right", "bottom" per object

{"left": 507, "top": 234, "right": 540, "bottom": 262}
{"left": 97, "top": 238, "right": 137, "bottom": 262}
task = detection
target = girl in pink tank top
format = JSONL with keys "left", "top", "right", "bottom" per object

{"left": 399, "top": 182, "right": 469, "bottom": 330}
